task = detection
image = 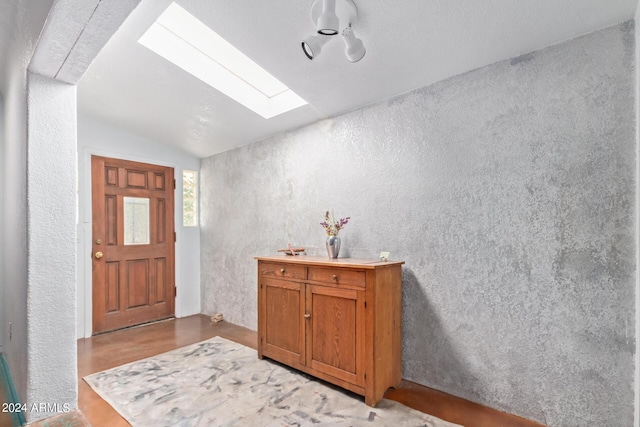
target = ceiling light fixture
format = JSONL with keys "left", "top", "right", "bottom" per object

{"left": 342, "top": 25, "right": 365, "bottom": 63}
{"left": 316, "top": 0, "right": 340, "bottom": 35}
{"left": 302, "top": 0, "right": 365, "bottom": 62}
{"left": 301, "top": 34, "right": 331, "bottom": 60}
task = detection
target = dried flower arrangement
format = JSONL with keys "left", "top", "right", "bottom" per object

{"left": 320, "top": 210, "right": 350, "bottom": 236}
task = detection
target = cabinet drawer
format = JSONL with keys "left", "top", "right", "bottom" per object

{"left": 308, "top": 267, "right": 365, "bottom": 287}
{"left": 260, "top": 262, "right": 306, "bottom": 280}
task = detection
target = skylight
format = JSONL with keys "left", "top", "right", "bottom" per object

{"left": 138, "top": 2, "right": 308, "bottom": 119}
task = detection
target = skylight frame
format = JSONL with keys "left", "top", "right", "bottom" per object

{"left": 138, "top": 2, "right": 307, "bottom": 119}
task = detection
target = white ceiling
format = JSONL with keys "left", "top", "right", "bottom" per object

{"left": 77, "top": 0, "right": 638, "bottom": 159}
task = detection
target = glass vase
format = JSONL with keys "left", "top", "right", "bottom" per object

{"left": 326, "top": 235, "right": 341, "bottom": 259}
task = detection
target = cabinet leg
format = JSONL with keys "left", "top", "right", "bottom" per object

{"left": 364, "top": 393, "right": 380, "bottom": 408}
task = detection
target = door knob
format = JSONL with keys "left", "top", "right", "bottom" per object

{"left": 304, "top": 313, "right": 311, "bottom": 319}
{"left": 94, "top": 251, "right": 104, "bottom": 259}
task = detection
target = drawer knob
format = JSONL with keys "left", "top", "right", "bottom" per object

{"left": 304, "top": 313, "right": 311, "bottom": 319}
{"left": 280, "top": 268, "right": 285, "bottom": 274}
{"left": 332, "top": 274, "right": 337, "bottom": 280}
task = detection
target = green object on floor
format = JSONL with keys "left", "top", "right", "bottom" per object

{"left": 0, "top": 352, "right": 25, "bottom": 426}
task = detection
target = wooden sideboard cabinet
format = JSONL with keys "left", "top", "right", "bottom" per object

{"left": 255, "top": 255, "right": 404, "bottom": 407}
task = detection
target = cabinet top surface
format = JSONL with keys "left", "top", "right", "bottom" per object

{"left": 254, "top": 255, "right": 404, "bottom": 269}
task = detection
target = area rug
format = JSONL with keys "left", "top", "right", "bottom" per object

{"left": 84, "top": 336, "right": 461, "bottom": 427}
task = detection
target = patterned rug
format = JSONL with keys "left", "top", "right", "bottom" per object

{"left": 84, "top": 337, "right": 461, "bottom": 427}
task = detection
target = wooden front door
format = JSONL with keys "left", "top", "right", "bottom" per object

{"left": 91, "top": 156, "right": 175, "bottom": 334}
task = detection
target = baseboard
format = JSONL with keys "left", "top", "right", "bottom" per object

{"left": 385, "top": 379, "right": 546, "bottom": 427}
{"left": 0, "top": 353, "right": 25, "bottom": 426}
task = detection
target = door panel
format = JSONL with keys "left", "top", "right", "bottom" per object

{"left": 155, "top": 258, "right": 167, "bottom": 303}
{"left": 156, "top": 199, "right": 166, "bottom": 242}
{"left": 105, "top": 195, "right": 117, "bottom": 245}
{"left": 126, "top": 169, "right": 147, "bottom": 188}
{"left": 105, "top": 262, "right": 120, "bottom": 313}
{"left": 260, "top": 277, "right": 305, "bottom": 366}
{"left": 126, "top": 259, "right": 149, "bottom": 308}
{"left": 306, "top": 285, "right": 365, "bottom": 386}
{"left": 92, "top": 156, "right": 175, "bottom": 334}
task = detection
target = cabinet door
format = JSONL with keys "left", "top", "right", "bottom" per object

{"left": 260, "top": 277, "right": 305, "bottom": 367}
{"left": 306, "top": 284, "right": 365, "bottom": 387}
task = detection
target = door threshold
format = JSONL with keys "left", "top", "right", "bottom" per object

{"left": 92, "top": 317, "right": 176, "bottom": 336}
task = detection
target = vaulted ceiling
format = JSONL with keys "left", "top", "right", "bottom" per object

{"left": 77, "top": 0, "right": 638, "bottom": 158}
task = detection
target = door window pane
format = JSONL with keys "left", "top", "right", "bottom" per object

{"left": 124, "top": 197, "right": 150, "bottom": 245}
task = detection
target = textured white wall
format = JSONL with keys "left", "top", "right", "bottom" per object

{"left": 26, "top": 72, "right": 77, "bottom": 421}
{"left": 201, "top": 23, "right": 636, "bottom": 426}
{"left": 0, "top": 0, "right": 55, "bottom": 408}
{"left": 635, "top": 9, "right": 640, "bottom": 427}
{"left": 77, "top": 114, "right": 201, "bottom": 338}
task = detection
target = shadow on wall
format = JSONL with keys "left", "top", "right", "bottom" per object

{"left": 400, "top": 267, "right": 550, "bottom": 422}
{"left": 401, "top": 268, "right": 500, "bottom": 408}
{"left": 402, "top": 268, "right": 469, "bottom": 388}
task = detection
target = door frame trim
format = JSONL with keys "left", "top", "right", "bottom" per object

{"left": 79, "top": 147, "right": 182, "bottom": 338}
